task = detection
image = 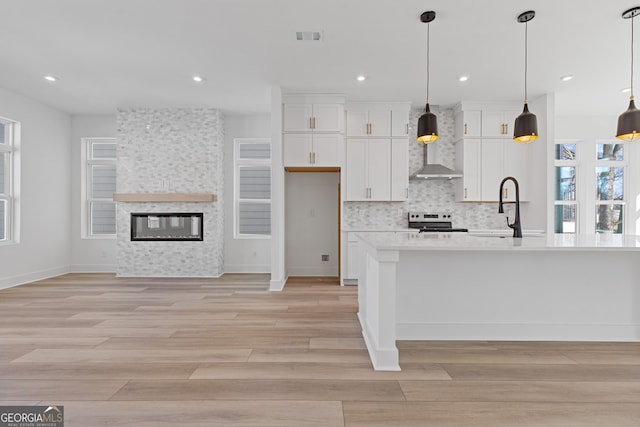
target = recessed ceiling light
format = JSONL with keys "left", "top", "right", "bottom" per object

{"left": 560, "top": 75, "right": 574, "bottom": 82}
{"left": 458, "top": 75, "right": 469, "bottom": 82}
{"left": 621, "top": 87, "right": 632, "bottom": 93}
{"left": 192, "top": 75, "right": 204, "bottom": 83}
{"left": 44, "top": 75, "right": 58, "bottom": 82}
{"left": 356, "top": 75, "right": 366, "bottom": 82}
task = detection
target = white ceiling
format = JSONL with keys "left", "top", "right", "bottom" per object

{"left": 1, "top": 0, "right": 638, "bottom": 117}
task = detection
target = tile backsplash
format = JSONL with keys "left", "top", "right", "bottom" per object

{"left": 342, "top": 107, "right": 506, "bottom": 230}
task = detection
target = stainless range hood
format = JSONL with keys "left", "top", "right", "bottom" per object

{"left": 410, "top": 142, "right": 462, "bottom": 180}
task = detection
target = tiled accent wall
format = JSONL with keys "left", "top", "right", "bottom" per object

{"left": 116, "top": 108, "right": 224, "bottom": 277}
{"left": 343, "top": 107, "right": 505, "bottom": 230}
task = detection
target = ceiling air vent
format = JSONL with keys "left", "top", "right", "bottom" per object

{"left": 296, "top": 31, "right": 323, "bottom": 42}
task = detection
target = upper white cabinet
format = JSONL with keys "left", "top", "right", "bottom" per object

{"left": 345, "top": 138, "right": 391, "bottom": 201}
{"left": 346, "top": 103, "right": 410, "bottom": 138}
{"left": 481, "top": 109, "right": 520, "bottom": 138}
{"left": 454, "top": 102, "right": 530, "bottom": 202}
{"left": 283, "top": 134, "right": 342, "bottom": 167}
{"left": 454, "top": 138, "right": 481, "bottom": 201}
{"left": 455, "top": 110, "right": 481, "bottom": 139}
{"left": 346, "top": 108, "right": 390, "bottom": 137}
{"left": 344, "top": 102, "right": 410, "bottom": 201}
{"left": 283, "top": 103, "right": 344, "bottom": 133}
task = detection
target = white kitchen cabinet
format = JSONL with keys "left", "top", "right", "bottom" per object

{"left": 481, "top": 109, "right": 520, "bottom": 138}
{"left": 390, "top": 138, "right": 409, "bottom": 201}
{"left": 345, "top": 138, "right": 391, "bottom": 201}
{"left": 391, "top": 108, "right": 410, "bottom": 137}
{"left": 480, "top": 138, "right": 530, "bottom": 202}
{"left": 283, "top": 103, "right": 344, "bottom": 133}
{"left": 455, "top": 110, "right": 481, "bottom": 139}
{"left": 454, "top": 138, "right": 481, "bottom": 201}
{"left": 346, "top": 108, "right": 390, "bottom": 137}
{"left": 283, "top": 133, "right": 343, "bottom": 167}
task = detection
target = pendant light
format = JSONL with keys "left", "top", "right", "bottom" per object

{"left": 417, "top": 11, "right": 439, "bottom": 144}
{"left": 616, "top": 7, "right": 640, "bottom": 142}
{"left": 513, "top": 10, "right": 538, "bottom": 144}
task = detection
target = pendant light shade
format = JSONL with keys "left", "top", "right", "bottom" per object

{"left": 417, "top": 103, "right": 438, "bottom": 143}
{"left": 617, "top": 7, "right": 640, "bottom": 142}
{"left": 417, "top": 11, "right": 439, "bottom": 144}
{"left": 513, "top": 10, "right": 538, "bottom": 144}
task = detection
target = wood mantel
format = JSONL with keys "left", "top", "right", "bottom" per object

{"left": 113, "top": 193, "right": 216, "bottom": 202}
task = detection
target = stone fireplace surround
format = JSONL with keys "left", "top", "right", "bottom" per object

{"left": 115, "top": 109, "right": 224, "bottom": 277}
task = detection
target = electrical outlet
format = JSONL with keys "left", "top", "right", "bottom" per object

{"left": 321, "top": 254, "right": 329, "bottom": 262}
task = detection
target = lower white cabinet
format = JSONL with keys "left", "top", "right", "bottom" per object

{"left": 283, "top": 134, "right": 343, "bottom": 167}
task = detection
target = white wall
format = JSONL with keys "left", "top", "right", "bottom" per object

{"left": 70, "top": 115, "right": 117, "bottom": 272}
{"left": 223, "top": 113, "right": 272, "bottom": 273}
{"left": 285, "top": 172, "right": 340, "bottom": 276}
{"left": 0, "top": 87, "right": 72, "bottom": 288}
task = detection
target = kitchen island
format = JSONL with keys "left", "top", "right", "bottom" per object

{"left": 356, "top": 231, "right": 640, "bottom": 370}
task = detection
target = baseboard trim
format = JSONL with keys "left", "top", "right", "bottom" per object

{"left": 70, "top": 264, "right": 117, "bottom": 273}
{"left": 0, "top": 266, "right": 71, "bottom": 290}
{"left": 223, "top": 264, "right": 271, "bottom": 274}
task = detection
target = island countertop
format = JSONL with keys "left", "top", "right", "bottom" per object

{"left": 355, "top": 231, "right": 640, "bottom": 251}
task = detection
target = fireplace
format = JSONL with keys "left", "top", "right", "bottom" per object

{"left": 131, "top": 213, "right": 203, "bottom": 241}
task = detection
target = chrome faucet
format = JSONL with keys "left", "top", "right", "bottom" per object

{"left": 498, "top": 176, "right": 522, "bottom": 238}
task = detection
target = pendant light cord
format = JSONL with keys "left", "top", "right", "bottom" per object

{"left": 524, "top": 21, "right": 528, "bottom": 103}
{"left": 631, "top": 13, "right": 635, "bottom": 99}
{"left": 426, "top": 21, "right": 430, "bottom": 103}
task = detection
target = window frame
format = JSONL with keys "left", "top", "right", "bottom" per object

{"left": 81, "top": 137, "right": 117, "bottom": 239}
{"left": 593, "top": 140, "right": 627, "bottom": 234}
{"left": 0, "top": 117, "right": 18, "bottom": 244}
{"left": 233, "top": 138, "right": 271, "bottom": 239}
{"left": 553, "top": 140, "right": 579, "bottom": 234}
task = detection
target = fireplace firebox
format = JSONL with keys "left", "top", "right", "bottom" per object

{"left": 131, "top": 213, "right": 203, "bottom": 241}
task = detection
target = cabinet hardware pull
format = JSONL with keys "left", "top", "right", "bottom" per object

{"left": 309, "top": 152, "right": 313, "bottom": 164}
{"left": 464, "top": 188, "right": 467, "bottom": 199}
{"left": 313, "top": 117, "right": 316, "bottom": 129}
{"left": 504, "top": 123, "right": 508, "bottom": 134}
{"left": 406, "top": 188, "right": 409, "bottom": 198}
{"left": 504, "top": 188, "right": 508, "bottom": 199}
{"left": 405, "top": 123, "right": 409, "bottom": 135}
{"left": 309, "top": 117, "right": 313, "bottom": 129}
{"left": 464, "top": 123, "right": 468, "bottom": 135}
{"left": 313, "top": 152, "right": 316, "bottom": 164}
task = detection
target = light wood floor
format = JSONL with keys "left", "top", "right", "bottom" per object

{"left": 1, "top": 273, "right": 640, "bottom": 426}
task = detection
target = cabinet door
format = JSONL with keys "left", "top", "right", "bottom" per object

{"left": 391, "top": 108, "right": 410, "bottom": 137}
{"left": 481, "top": 110, "right": 506, "bottom": 137}
{"left": 283, "top": 104, "right": 313, "bottom": 132}
{"left": 312, "top": 134, "right": 342, "bottom": 167}
{"left": 503, "top": 141, "right": 529, "bottom": 201}
{"left": 367, "top": 139, "right": 391, "bottom": 200}
{"left": 390, "top": 138, "right": 409, "bottom": 201}
{"left": 459, "top": 110, "right": 481, "bottom": 138}
{"left": 312, "top": 103, "right": 344, "bottom": 132}
{"left": 346, "top": 110, "right": 369, "bottom": 137}
{"left": 481, "top": 138, "right": 505, "bottom": 201}
{"left": 367, "top": 109, "right": 391, "bottom": 137}
{"left": 345, "top": 139, "right": 368, "bottom": 200}
{"left": 346, "top": 240, "right": 359, "bottom": 279}
{"left": 455, "top": 139, "right": 481, "bottom": 201}
{"left": 283, "top": 134, "right": 312, "bottom": 167}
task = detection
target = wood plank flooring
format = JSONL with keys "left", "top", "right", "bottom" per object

{"left": 1, "top": 273, "right": 640, "bottom": 426}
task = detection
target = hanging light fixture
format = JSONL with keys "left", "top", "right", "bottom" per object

{"left": 417, "top": 11, "right": 439, "bottom": 144}
{"left": 513, "top": 10, "right": 538, "bottom": 144}
{"left": 617, "top": 7, "right": 640, "bottom": 142}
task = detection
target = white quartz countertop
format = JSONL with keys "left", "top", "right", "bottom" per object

{"left": 356, "top": 231, "right": 640, "bottom": 251}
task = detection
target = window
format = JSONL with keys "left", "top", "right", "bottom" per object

{"left": 595, "top": 143, "right": 625, "bottom": 234}
{"left": 82, "top": 138, "right": 116, "bottom": 237}
{"left": 234, "top": 138, "right": 271, "bottom": 237}
{"left": 553, "top": 142, "right": 578, "bottom": 233}
{"left": 0, "top": 117, "right": 18, "bottom": 243}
